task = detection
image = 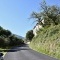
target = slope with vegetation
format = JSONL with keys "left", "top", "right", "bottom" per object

{"left": 29, "top": 0, "right": 60, "bottom": 59}
{"left": 0, "top": 26, "right": 24, "bottom": 50}
{"left": 30, "top": 25, "right": 60, "bottom": 59}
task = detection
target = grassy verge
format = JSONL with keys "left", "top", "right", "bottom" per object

{"left": 0, "top": 44, "right": 24, "bottom": 57}
{"left": 0, "top": 46, "right": 16, "bottom": 57}
{"left": 30, "top": 24, "right": 60, "bottom": 60}
{"left": 0, "top": 48, "right": 7, "bottom": 57}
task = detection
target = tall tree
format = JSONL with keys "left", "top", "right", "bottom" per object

{"left": 31, "top": 0, "right": 60, "bottom": 26}
{"left": 26, "top": 30, "right": 34, "bottom": 41}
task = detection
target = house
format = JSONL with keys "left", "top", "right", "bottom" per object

{"left": 33, "top": 19, "right": 44, "bottom": 37}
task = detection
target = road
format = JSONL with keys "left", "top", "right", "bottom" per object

{"left": 4, "top": 44, "right": 58, "bottom": 60}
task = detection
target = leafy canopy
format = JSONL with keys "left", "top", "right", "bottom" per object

{"left": 31, "top": 0, "right": 60, "bottom": 26}
{"left": 26, "top": 30, "right": 34, "bottom": 41}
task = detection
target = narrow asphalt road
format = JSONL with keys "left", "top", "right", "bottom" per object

{"left": 4, "top": 44, "right": 58, "bottom": 60}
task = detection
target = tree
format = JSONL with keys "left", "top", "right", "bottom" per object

{"left": 9, "top": 35, "right": 24, "bottom": 46}
{"left": 0, "top": 37, "right": 5, "bottom": 47}
{"left": 5, "top": 30, "right": 11, "bottom": 37}
{"left": 0, "top": 29, "right": 11, "bottom": 37}
{"left": 0, "top": 26, "right": 3, "bottom": 30}
{"left": 0, "top": 26, "right": 24, "bottom": 47}
{"left": 31, "top": 0, "right": 60, "bottom": 26}
{"left": 26, "top": 30, "right": 34, "bottom": 41}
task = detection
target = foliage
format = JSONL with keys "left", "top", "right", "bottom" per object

{"left": 31, "top": 0, "right": 60, "bottom": 26}
{"left": 29, "top": 0, "right": 60, "bottom": 59}
{"left": 0, "top": 29, "right": 11, "bottom": 37}
{"left": 30, "top": 24, "right": 60, "bottom": 59}
{"left": 9, "top": 35, "right": 24, "bottom": 46}
{"left": 0, "top": 26, "right": 24, "bottom": 48}
{"left": 26, "top": 30, "right": 34, "bottom": 41}
{"left": 0, "top": 37, "right": 5, "bottom": 47}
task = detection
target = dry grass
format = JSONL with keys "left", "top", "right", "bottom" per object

{"left": 30, "top": 24, "right": 60, "bottom": 59}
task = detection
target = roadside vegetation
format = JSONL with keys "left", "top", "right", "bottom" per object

{"left": 0, "top": 26, "right": 24, "bottom": 52}
{"left": 30, "top": 25, "right": 60, "bottom": 59}
{"left": 28, "top": 0, "right": 60, "bottom": 59}
{"left": 26, "top": 30, "right": 34, "bottom": 42}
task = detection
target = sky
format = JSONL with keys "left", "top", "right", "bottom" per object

{"left": 0, "top": 0, "right": 60, "bottom": 37}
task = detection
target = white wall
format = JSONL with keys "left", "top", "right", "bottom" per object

{"left": 33, "top": 24, "right": 42, "bottom": 37}
{"left": 33, "top": 19, "right": 44, "bottom": 37}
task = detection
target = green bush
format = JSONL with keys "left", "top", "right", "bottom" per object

{"left": 26, "top": 30, "right": 34, "bottom": 41}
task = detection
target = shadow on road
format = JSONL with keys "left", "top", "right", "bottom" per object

{"left": 0, "top": 44, "right": 31, "bottom": 52}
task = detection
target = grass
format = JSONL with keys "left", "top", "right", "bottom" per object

{"left": 0, "top": 47, "right": 13, "bottom": 57}
{"left": 0, "top": 48, "right": 7, "bottom": 57}
{"left": 30, "top": 24, "right": 60, "bottom": 60}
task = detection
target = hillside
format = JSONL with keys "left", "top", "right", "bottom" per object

{"left": 14, "top": 34, "right": 24, "bottom": 39}
{"left": 30, "top": 24, "right": 60, "bottom": 59}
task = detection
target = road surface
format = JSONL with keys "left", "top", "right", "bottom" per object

{"left": 4, "top": 44, "right": 58, "bottom": 60}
